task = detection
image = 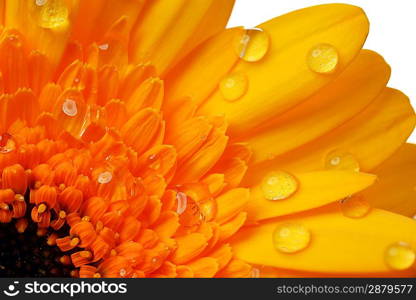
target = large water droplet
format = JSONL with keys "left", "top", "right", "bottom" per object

{"left": 273, "top": 223, "right": 311, "bottom": 254}
{"left": 234, "top": 28, "right": 270, "bottom": 62}
{"left": 62, "top": 99, "right": 78, "bottom": 117}
{"left": 98, "top": 171, "right": 113, "bottom": 184}
{"left": 307, "top": 44, "right": 339, "bottom": 74}
{"left": 176, "top": 192, "right": 187, "bottom": 215}
{"left": 37, "top": 0, "right": 69, "bottom": 29}
{"left": 341, "top": 196, "right": 371, "bottom": 219}
{"left": 385, "top": 242, "right": 415, "bottom": 270}
{"left": 261, "top": 171, "right": 298, "bottom": 201}
{"left": 325, "top": 149, "right": 360, "bottom": 172}
{"left": 219, "top": 73, "right": 248, "bottom": 102}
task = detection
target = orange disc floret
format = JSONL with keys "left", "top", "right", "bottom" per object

{"left": 2, "top": 164, "right": 28, "bottom": 194}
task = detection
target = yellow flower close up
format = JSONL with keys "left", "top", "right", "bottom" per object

{"left": 0, "top": 0, "right": 415, "bottom": 278}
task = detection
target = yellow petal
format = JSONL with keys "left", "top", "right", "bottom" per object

{"left": 362, "top": 144, "right": 416, "bottom": 217}
{"left": 209, "top": 244, "right": 233, "bottom": 270}
{"left": 120, "top": 108, "right": 163, "bottom": 155}
{"left": 152, "top": 211, "right": 180, "bottom": 239}
{"left": 4, "top": 0, "right": 79, "bottom": 68}
{"left": 166, "top": 116, "right": 213, "bottom": 161}
{"left": 249, "top": 88, "right": 415, "bottom": 175}
{"left": 0, "top": 1, "right": 4, "bottom": 24}
{"left": 198, "top": 4, "right": 369, "bottom": 136}
{"left": 218, "top": 212, "right": 247, "bottom": 241}
{"left": 173, "top": 127, "right": 228, "bottom": 183}
{"left": 216, "top": 259, "right": 252, "bottom": 278}
{"left": 231, "top": 206, "right": 416, "bottom": 273}
{"left": 242, "top": 50, "right": 391, "bottom": 164}
{"left": 125, "top": 77, "right": 164, "bottom": 116}
{"left": 254, "top": 265, "right": 415, "bottom": 278}
{"left": 216, "top": 188, "right": 249, "bottom": 224}
{"left": 0, "top": 29, "right": 29, "bottom": 94}
{"left": 130, "top": 0, "right": 235, "bottom": 74}
{"left": 187, "top": 257, "right": 219, "bottom": 278}
{"left": 71, "top": 0, "right": 145, "bottom": 46}
{"left": 171, "top": 233, "right": 208, "bottom": 265}
{"left": 247, "top": 170, "right": 376, "bottom": 221}
{"left": 164, "top": 27, "right": 243, "bottom": 110}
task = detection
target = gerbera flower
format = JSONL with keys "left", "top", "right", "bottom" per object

{"left": 0, "top": 0, "right": 415, "bottom": 278}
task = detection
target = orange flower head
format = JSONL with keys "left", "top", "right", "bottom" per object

{"left": 0, "top": 1, "right": 415, "bottom": 278}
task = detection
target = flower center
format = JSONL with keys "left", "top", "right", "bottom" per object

{"left": 0, "top": 195, "right": 73, "bottom": 277}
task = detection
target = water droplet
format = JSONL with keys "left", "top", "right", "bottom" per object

{"left": 219, "top": 73, "right": 248, "bottom": 102}
{"left": 234, "top": 28, "right": 270, "bottom": 62}
{"left": 35, "top": 0, "right": 48, "bottom": 6}
{"left": 176, "top": 192, "right": 187, "bottom": 215}
{"left": 307, "top": 44, "right": 339, "bottom": 74}
{"left": 273, "top": 223, "right": 311, "bottom": 253}
{"left": 98, "top": 43, "right": 109, "bottom": 51}
{"left": 261, "top": 171, "right": 298, "bottom": 201}
{"left": 119, "top": 268, "right": 126, "bottom": 277}
{"left": 0, "top": 135, "right": 16, "bottom": 154}
{"left": 37, "top": 0, "right": 69, "bottom": 29}
{"left": 62, "top": 99, "right": 78, "bottom": 117}
{"left": 148, "top": 154, "right": 160, "bottom": 170}
{"left": 98, "top": 171, "right": 112, "bottom": 184}
{"left": 385, "top": 242, "right": 415, "bottom": 270}
{"left": 341, "top": 196, "right": 371, "bottom": 219}
{"left": 325, "top": 149, "right": 360, "bottom": 172}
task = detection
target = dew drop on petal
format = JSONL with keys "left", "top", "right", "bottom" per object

{"left": 273, "top": 223, "right": 311, "bottom": 254}
{"left": 341, "top": 196, "right": 371, "bottom": 219}
{"left": 98, "top": 43, "right": 109, "bottom": 51}
{"left": 0, "top": 135, "right": 16, "bottom": 154}
{"left": 307, "top": 44, "right": 339, "bottom": 74}
{"left": 119, "top": 268, "right": 126, "bottom": 277}
{"left": 219, "top": 73, "right": 248, "bottom": 102}
{"left": 261, "top": 171, "right": 298, "bottom": 201}
{"left": 234, "top": 28, "right": 269, "bottom": 62}
{"left": 37, "top": 0, "right": 69, "bottom": 29}
{"left": 176, "top": 192, "right": 187, "bottom": 215}
{"left": 62, "top": 99, "right": 78, "bottom": 117}
{"left": 98, "top": 171, "right": 113, "bottom": 184}
{"left": 151, "top": 257, "right": 159, "bottom": 264}
{"left": 35, "top": 0, "right": 48, "bottom": 6}
{"left": 325, "top": 149, "right": 360, "bottom": 172}
{"left": 385, "top": 242, "right": 416, "bottom": 270}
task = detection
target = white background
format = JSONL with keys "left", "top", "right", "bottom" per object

{"left": 228, "top": 0, "right": 416, "bottom": 143}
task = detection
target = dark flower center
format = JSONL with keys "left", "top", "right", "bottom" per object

{"left": 0, "top": 200, "right": 72, "bottom": 278}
